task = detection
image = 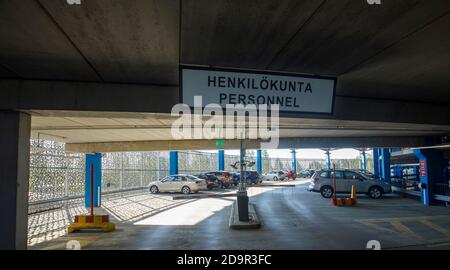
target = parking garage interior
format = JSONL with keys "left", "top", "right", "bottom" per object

{"left": 1, "top": 0, "right": 450, "bottom": 250}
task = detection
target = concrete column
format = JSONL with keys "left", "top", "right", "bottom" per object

{"left": 256, "top": 149, "right": 262, "bottom": 175}
{"left": 380, "top": 148, "right": 391, "bottom": 184}
{"left": 170, "top": 151, "right": 178, "bottom": 175}
{"left": 85, "top": 153, "right": 102, "bottom": 208}
{"left": 325, "top": 151, "right": 331, "bottom": 170}
{"left": 291, "top": 149, "right": 297, "bottom": 174}
{"left": 373, "top": 148, "right": 380, "bottom": 178}
{"left": 218, "top": 150, "right": 225, "bottom": 171}
{"left": 360, "top": 150, "right": 367, "bottom": 171}
{"left": 413, "top": 149, "right": 448, "bottom": 206}
{"left": 0, "top": 111, "right": 31, "bottom": 250}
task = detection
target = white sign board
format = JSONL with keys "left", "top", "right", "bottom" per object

{"left": 180, "top": 66, "right": 336, "bottom": 114}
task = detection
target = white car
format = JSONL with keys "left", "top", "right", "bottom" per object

{"left": 149, "top": 174, "right": 207, "bottom": 194}
{"left": 261, "top": 170, "right": 287, "bottom": 181}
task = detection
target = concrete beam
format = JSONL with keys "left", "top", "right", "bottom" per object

{"left": 0, "top": 79, "right": 178, "bottom": 113}
{"left": 65, "top": 136, "right": 436, "bottom": 153}
{"left": 66, "top": 139, "right": 263, "bottom": 153}
{"left": 2, "top": 79, "right": 450, "bottom": 126}
{"left": 276, "top": 136, "right": 438, "bottom": 149}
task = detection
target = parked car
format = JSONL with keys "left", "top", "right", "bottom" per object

{"left": 194, "top": 173, "right": 220, "bottom": 190}
{"left": 149, "top": 174, "right": 207, "bottom": 194}
{"left": 232, "top": 170, "right": 261, "bottom": 185}
{"left": 262, "top": 170, "right": 286, "bottom": 181}
{"left": 298, "top": 169, "right": 313, "bottom": 178}
{"left": 286, "top": 170, "right": 296, "bottom": 180}
{"left": 206, "top": 171, "right": 232, "bottom": 188}
{"left": 307, "top": 169, "right": 391, "bottom": 199}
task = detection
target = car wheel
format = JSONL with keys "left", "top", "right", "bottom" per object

{"left": 181, "top": 186, "right": 191, "bottom": 195}
{"left": 150, "top": 185, "right": 159, "bottom": 194}
{"left": 207, "top": 185, "right": 213, "bottom": 190}
{"left": 273, "top": 176, "right": 278, "bottom": 181}
{"left": 320, "top": 186, "right": 334, "bottom": 198}
{"left": 368, "top": 186, "right": 383, "bottom": 199}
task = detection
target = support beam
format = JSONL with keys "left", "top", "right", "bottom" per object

{"left": 256, "top": 149, "right": 262, "bottom": 175}
{"left": 2, "top": 79, "right": 450, "bottom": 125}
{"left": 65, "top": 136, "right": 438, "bottom": 153}
{"left": 413, "top": 149, "right": 449, "bottom": 206}
{"left": 0, "top": 111, "right": 30, "bottom": 250}
{"left": 380, "top": 148, "right": 391, "bottom": 184}
{"left": 325, "top": 151, "right": 331, "bottom": 170}
{"left": 373, "top": 148, "right": 380, "bottom": 178}
{"left": 0, "top": 79, "right": 178, "bottom": 114}
{"left": 85, "top": 153, "right": 102, "bottom": 208}
{"left": 291, "top": 149, "right": 297, "bottom": 174}
{"left": 170, "top": 151, "right": 178, "bottom": 175}
{"left": 218, "top": 150, "right": 225, "bottom": 171}
{"left": 360, "top": 150, "right": 367, "bottom": 171}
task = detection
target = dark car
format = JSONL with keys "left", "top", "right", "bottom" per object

{"left": 232, "top": 170, "right": 261, "bottom": 185}
{"left": 195, "top": 173, "right": 219, "bottom": 190}
{"left": 206, "top": 171, "right": 232, "bottom": 188}
{"left": 298, "top": 169, "right": 312, "bottom": 178}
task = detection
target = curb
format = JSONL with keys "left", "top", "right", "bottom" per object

{"left": 172, "top": 192, "right": 237, "bottom": 200}
{"left": 229, "top": 202, "right": 261, "bottom": 230}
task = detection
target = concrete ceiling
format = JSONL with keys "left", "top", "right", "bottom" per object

{"left": 1, "top": 1, "right": 449, "bottom": 101}
{"left": 1, "top": 0, "right": 450, "bottom": 149}
{"left": 30, "top": 111, "right": 450, "bottom": 145}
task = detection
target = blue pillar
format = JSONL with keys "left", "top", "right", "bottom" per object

{"left": 373, "top": 148, "right": 380, "bottom": 178}
{"left": 391, "top": 148, "right": 402, "bottom": 178}
{"left": 218, "top": 150, "right": 225, "bottom": 171}
{"left": 380, "top": 148, "right": 391, "bottom": 184}
{"left": 256, "top": 149, "right": 262, "bottom": 175}
{"left": 325, "top": 151, "right": 331, "bottom": 170}
{"left": 413, "top": 149, "right": 448, "bottom": 206}
{"left": 393, "top": 165, "right": 403, "bottom": 179}
{"left": 360, "top": 150, "right": 367, "bottom": 171}
{"left": 85, "top": 153, "right": 102, "bottom": 208}
{"left": 291, "top": 149, "right": 297, "bottom": 174}
{"left": 170, "top": 151, "right": 178, "bottom": 175}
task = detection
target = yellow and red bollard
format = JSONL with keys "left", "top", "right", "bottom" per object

{"left": 331, "top": 165, "right": 357, "bottom": 207}
{"left": 68, "top": 164, "right": 115, "bottom": 233}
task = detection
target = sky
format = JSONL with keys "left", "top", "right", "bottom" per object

{"left": 202, "top": 148, "right": 366, "bottom": 159}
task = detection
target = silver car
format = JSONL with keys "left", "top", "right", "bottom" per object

{"left": 262, "top": 170, "right": 287, "bottom": 181}
{"left": 307, "top": 169, "right": 391, "bottom": 199}
{"left": 149, "top": 174, "right": 207, "bottom": 194}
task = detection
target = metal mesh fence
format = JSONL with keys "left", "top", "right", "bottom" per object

{"left": 102, "top": 151, "right": 170, "bottom": 192}
{"left": 29, "top": 140, "right": 84, "bottom": 203}
{"left": 179, "top": 151, "right": 218, "bottom": 174}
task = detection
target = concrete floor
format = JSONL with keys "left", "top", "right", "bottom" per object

{"left": 32, "top": 180, "right": 450, "bottom": 250}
